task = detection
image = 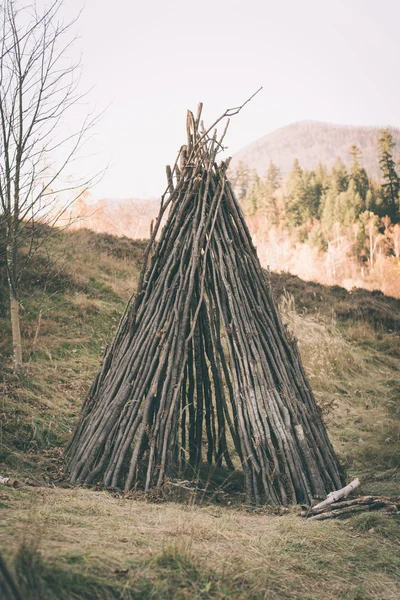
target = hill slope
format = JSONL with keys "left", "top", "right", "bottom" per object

{"left": 0, "top": 228, "right": 399, "bottom": 599}
{"left": 231, "top": 120, "right": 400, "bottom": 177}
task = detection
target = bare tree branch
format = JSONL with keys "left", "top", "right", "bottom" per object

{"left": 0, "top": 0, "right": 102, "bottom": 371}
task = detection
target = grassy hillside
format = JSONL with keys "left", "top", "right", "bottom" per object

{"left": 0, "top": 228, "right": 399, "bottom": 599}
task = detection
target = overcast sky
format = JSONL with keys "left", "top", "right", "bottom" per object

{"left": 56, "top": 0, "right": 400, "bottom": 199}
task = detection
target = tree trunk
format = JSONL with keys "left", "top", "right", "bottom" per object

{"left": 9, "top": 292, "right": 22, "bottom": 372}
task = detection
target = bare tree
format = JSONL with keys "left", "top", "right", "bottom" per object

{"left": 0, "top": 0, "right": 98, "bottom": 371}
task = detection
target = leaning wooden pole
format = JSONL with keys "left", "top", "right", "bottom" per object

{"left": 65, "top": 102, "right": 344, "bottom": 505}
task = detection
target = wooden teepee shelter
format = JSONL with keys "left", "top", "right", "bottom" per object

{"left": 65, "top": 102, "right": 344, "bottom": 506}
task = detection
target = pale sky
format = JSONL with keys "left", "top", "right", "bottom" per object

{"left": 56, "top": 0, "right": 400, "bottom": 199}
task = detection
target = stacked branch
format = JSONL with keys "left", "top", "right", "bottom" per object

{"left": 301, "top": 496, "right": 400, "bottom": 520}
{"left": 65, "top": 104, "right": 344, "bottom": 505}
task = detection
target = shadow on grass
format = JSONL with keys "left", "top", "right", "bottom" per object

{"left": 1, "top": 541, "right": 246, "bottom": 600}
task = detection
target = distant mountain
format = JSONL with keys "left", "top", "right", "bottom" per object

{"left": 231, "top": 121, "right": 400, "bottom": 179}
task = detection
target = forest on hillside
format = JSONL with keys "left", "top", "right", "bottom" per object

{"left": 229, "top": 129, "right": 400, "bottom": 297}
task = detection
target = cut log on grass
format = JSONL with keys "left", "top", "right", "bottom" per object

{"left": 302, "top": 495, "right": 389, "bottom": 516}
{"left": 301, "top": 494, "right": 400, "bottom": 520}
{"left": 307, "top": 501, "right": 398, "bottom": 521}
{"left": 65, "top": 101, "right": 344, "bottom": 506}
{"left": 312, "top": 478, "right": 360, "bottom": 511}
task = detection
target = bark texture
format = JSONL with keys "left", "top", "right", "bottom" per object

{"left": 9, "top": 294, "right": 22, "bottom": 371}
{"left": 65, "top": 107, "right": 344, "bottom": 505}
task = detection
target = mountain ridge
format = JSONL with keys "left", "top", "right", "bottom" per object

{"left": 231, "top": 120, "right": 400, "bottom": 179}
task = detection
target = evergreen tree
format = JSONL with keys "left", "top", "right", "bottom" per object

{"left": 315, "top": 162, "right": 330, "bottom": 191}
{"left": 377, "top": 129, "right": 399, "bottom": 222}
{"left": 260, "top": 161, "right": 281, "bottom": 225}
{"left": 337, "top": 181, "right": 363, "bottom": 227}
{"left": 245, "top": 171, "right": 263, "bottom": 217}
{"left": 230, "top": 161, "right": 251, "bottom": 205}
{"left": 285, "top": 159, "right": 305, "bottom": 228}
{"left": 285, "top": 160, "right": 324, "bottom": 229}
{"left": 306, "top": 170, "right": 324, "bottom": 219}
{"left": 314, "top": 162, "right": 330, "bottom": 219}
{"left": 331, "top": 157, "right": 349, "bottom": 194}
{"left": 322, "top": 178, "right": 363, "bottom": 231}
{"left": 321, "top": 189, "right": 337, "bottom": 231}
{"left": 365, "top": 189, "right": 374, "bottom": 211}
{"left": 265, "top": 161, "right": 281, "bottom": 196}
{"left": 349, "top": 145, "right": 369, "bottom": 201}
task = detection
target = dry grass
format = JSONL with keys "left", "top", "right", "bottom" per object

{"left": 0, "top": 228, "right": 143, "bottom": 478}
{"left": 1, "top": 485, "right": 399, "bottom": 599}
{"left": 279, "top": 293, "right": 400, "bottom": 494}
{"left": 1, "top": 227, "right": 399, "bottom": 599}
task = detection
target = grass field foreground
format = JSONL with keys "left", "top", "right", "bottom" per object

{"left": 0, "top": 228, "right": 399, "bottom": 599}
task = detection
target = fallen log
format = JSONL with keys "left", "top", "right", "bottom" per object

{"left": 301, "top": 495, "right": 389, "bottom": 516}
{"left": 312, "top": 478, "right": 360, "bottom": 511}
{"left": 307, "top": 501, "right": 398, "bottom": 521}
{"left": 301, "top": 489, "right": 400, "bottom": 520}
